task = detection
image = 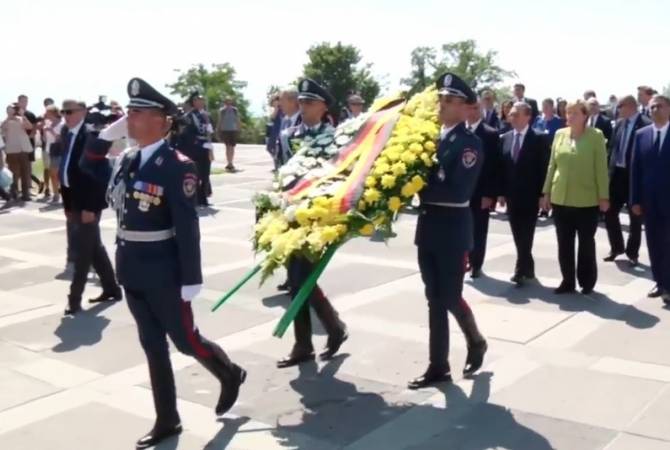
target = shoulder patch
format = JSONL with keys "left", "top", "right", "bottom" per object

{"left": 462, "top": 148, "right": 478, "bottom": 169}
{"left": 182, "top": 173, "right": 198, "bottom": 198}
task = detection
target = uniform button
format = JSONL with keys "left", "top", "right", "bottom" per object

{"left": 123, "top": 209, "right": 128, "bottom": 213}
{"left": 120, "top": 241, "right": 125, "bottom": 246}
{"left": 125, "top": 194, "right": 130, "bottom": 198}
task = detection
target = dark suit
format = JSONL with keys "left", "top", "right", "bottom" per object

{"left": 483, "top": 109, "right": 500, "bottom": 130}
{"left": 500, "top": 127, "right": 550, "bottom": 278}
{"left": 604, "top": 114, "right": 651, "bottom": 259}
{"left": 59, "top": 123, "right": 117, "bottom": 308}
{"left": 469, "top": 122, "right": 502, "bottom": 272}
{"left": 589, "top": 114, "right": 613, "bottom": 143}
{"left": 631, "top": 125, "right": 670, "bottom": 292}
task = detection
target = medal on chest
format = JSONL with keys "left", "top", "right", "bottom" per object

{"left": 133, "top": 181, "right": 164, "bottom": 212}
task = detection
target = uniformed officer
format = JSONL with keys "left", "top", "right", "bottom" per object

{"left": 409, "top": 73, "right": 488, "bottom": 389}
{"left": 82, "top": 78, "right": 245, "bottom": 449}
{"left": 177, "top": 91, "right": 213, "bottom": 206}
{"left": 276, "top": 79, "right": 348, "bottom": 368}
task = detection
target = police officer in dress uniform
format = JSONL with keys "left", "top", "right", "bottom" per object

{"left": 409, "top": 73, "right": 488, "bottom": 389}
{"left": 276, "top": 79, "right": 348, "bottom": 368}
{"left": 179, "top": 91, "right": 213, "bottom": 206}
{"left": 82, "top": 78, "right": 245, "bottom": 449}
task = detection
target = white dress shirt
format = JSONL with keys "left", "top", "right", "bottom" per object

{"left": 139, "top": 139, "right": 165, "bottom": 169}
{"left": 653, "top": 122, "right": 669, "bottom": 150}
{"left": 62, "top": 120, "right": 84, "bottom": 188}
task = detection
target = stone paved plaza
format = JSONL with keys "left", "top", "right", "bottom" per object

{"left": 1, "top": 145, "right": 670, "bottom": 450}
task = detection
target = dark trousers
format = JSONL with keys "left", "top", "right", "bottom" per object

{"left": 61, "top": 187, "right": 79, "bottom": 264}
{"left": 469, "top": 202, "right": 490, "bottom": 271}
{"left": 553, "top": 205, "right": 599, "bottom": 290}
{"left": 287, "top": 257, "right": 345, "bottom": 352}
{"left": 194, "top": 154, "right": 211, "bottom": 206}
{"left": 644, "top": 212, "right": 670, "bottom": 291}
{"left": 67, "top": 211, "right": 117, "bottom": 307}
{"left": 605, "top": 167, "right": 642, "bottom": 259}
{"left": 508, "top": 206, "right": 539, "bottom": 277}
{"left": 125, "top": 286, "right": 233, "bottom": 425}
{"left": 418, "top": 246, "right": 473, "bottom": 369}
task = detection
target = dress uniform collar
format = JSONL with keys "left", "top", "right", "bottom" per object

{"left": 139, "top": 139, "right": 166, "bottom": 169}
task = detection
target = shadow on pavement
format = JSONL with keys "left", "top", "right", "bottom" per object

{"left": 469, "top": 274, "right": 659, "bottom": 330}
{"left": 271, "top": 360, "right": 554, "bottom": 450}
{"left": 204, "top": 416, "right": 251, "bottom": 449}
{"left": 52, "top": 301, "right": 116, "bottom": 353}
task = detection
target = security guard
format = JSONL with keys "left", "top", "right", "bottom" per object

{"left": 276, "top": 79, "right": 348, "bottom": 368}
{"left": 178, "top": 91, "right": 213, "bottom": 206}
{"left": 82, "top": 78, "right": 245, "bottom": 449}
{"left": 409, "top": 73, "right": 488, "bottom": 389}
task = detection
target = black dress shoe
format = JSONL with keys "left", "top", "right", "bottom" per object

{"left": 88, "top": 289, "right": 122, "bottom": 304}
{"left": 581, "top": 287, "right": 594, "bottom": 295}
{"left": 215, "top": 364, "right": 246, "bottom": 416}
{"left": 511, "top": 274, "right": 526, "bottom": 287}
{"left": 319, "top": 330, "right": 348, "bottom": 361}
{"left": 64, "top": 305, "right": 82, "bottom": 316}
{"left": 463, "top": 340, "right": 488, "bottom": 376}
{"left": 408, "top": 365, "right": 452, "bottom": 390}
{"left": 277, "top": 280, "right": 290, "bottom": 292}
{"left": 628, "top": 257, "right": 639, "bottom": 267}
{"left": 648, "top": 285, "right": 663, "bottom": 298}
{"left": 471, "top": 268, "right": 482, "bottom": 279}
{"left": 276, "top": 350, "right": 315, "bottom": 368}
{"left": 603, "top": 252, "right": 623, "bottom": 262}
{"left": 136, "top": 423, "right": 182, "bottom": 449}
{"left": 554, "top": 283, "right": 576, "bottom": 295}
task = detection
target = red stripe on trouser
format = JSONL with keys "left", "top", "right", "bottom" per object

{"left": 180, "top": 302, "right": 212, "bottom": 358}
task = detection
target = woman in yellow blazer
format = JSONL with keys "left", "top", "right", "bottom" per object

{"left": 541, "top": 100, "right": 609, "bottom": 295}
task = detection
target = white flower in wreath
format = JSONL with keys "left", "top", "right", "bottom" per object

{"left": 284, "top": 204, "right": 298, "bottom": 222}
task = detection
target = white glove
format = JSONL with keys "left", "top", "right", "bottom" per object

{"left": 181, "top": 284, "right": 202, "bottom": 301}
{"left": 99, "top": 116, "right": 128, "bottom": 142}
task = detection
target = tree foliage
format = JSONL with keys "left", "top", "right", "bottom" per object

{"left": 301, "top": 42, "right": 381, "bottom": 117}
{"left": 403, "top": 40, "right": 515, "bottom": 96}
{"left": 167, "top": 63, "right": 262, "bottom": 143}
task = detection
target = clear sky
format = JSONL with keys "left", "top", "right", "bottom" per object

{"left": 1, "top": 0, "right": 668, "bottom": 116}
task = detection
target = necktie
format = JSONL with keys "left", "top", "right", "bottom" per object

{"left": 653, "top": 131, "right": 661, "bottom": 154}
{"left": 281, "top": 117, "right": 291, "bottom": 130}
{"left": 512, "top": 132, "right": 521, "bottom": 162}
{"left": 617, "top": 119, "right": 630, "bottom": 166}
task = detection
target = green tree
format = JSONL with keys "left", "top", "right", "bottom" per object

{"left": 301, "top": 42, "right": 381, "bottom": 117}
{"left": 167, "top": 63, "right": 260, "bottom": 143}
{"left": 403, "top": 40, "right": 515, "bottom": 95}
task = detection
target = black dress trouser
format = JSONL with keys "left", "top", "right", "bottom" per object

{"left": 553, "top": 204, "right": 599, "bottom": 291}
{"left": 469, "top": 202, "right": 490, "bottom": 271}
{"left": 287, "top": 257, "right": 345, "bottom": 353}
{"left": 508, "top": 205, "right": 539, "bottom": 278}
{"left": 125, "top": 286, "right": 233, "bottom": 425}
{"left": 604, "top": 167, "right": 642, "bottom": 259}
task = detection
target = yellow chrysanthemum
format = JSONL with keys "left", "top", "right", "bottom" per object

{"left": 411, "top": 175, "right": 426, "bottom": 191}
{"left": 363, "top": 188, "right": 381, "bottom": 204}
{"left": 381, "top": 174, "right": 397, "bottom": 189}
{"left": 391, "top": 162, "right": 407, "bottom": 176}
{"left": 359, "top": 223, "right": 375, "bottom": 236}
{"left": 401, "top": 152, "right": 417, "bottom": 164}
{"left": 295, "top": 207, "right": 311, "bottom": 226}
{"left": 388, "top": 196, "right": 402, "bottom": 212}
{"left": 365, "top": 176, "right": 377, "bottom": 188}
{"left": 409, "top": 142, "right": 424, "bottom": 154}
{"left": 400, "top": 182, "right": 417, "bottom": 198}
{"left": 424, "top": 141, "right": 436, "bottom": 152}
{"left": 420, "top": 153, "right": 434, "bottom": 167}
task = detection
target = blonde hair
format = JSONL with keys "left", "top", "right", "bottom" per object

{"left": 566, "top": 99, "right": 589, "bottom": 126}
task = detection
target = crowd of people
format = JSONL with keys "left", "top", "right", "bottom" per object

{"left": 0, "top": 75, "right": 668, "bottom": 448}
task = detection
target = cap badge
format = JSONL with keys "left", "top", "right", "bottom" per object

{"left": 130, "top": 79, "right": 140, "bottom": 96}
{"left": 443, "top": 74, "right": 453, "bottom": 87}
{"left": 301, "top": 80, "right": 309, "bottom": 91}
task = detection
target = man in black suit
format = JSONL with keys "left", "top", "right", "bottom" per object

{"left": 59, "top": 99, "right": 121, "bottom": 315}
{"left": 586, "top": 98, "right": 613, "bottom": 143}
{"left": 466, "top": 98, "right": 502, "bottom": 278}
{"left": 499, "top": 102, "right": 550, "bottom": 286}
{"left": 481, "top": 89, "right": 500, "bottom": 130}
{"left": 512, "top": 83, "right": 539, "bottom": 122}
{"left": 604, "top": 95, "right": 651, "bottom": 267}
